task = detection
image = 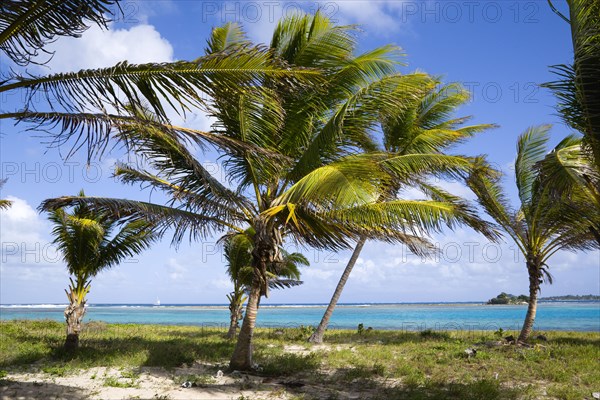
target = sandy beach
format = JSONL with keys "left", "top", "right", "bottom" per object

{"left": 0, "top": 344, "right": 366, "bottom": 400}
{"left": 1, "top": 366, "right": 291, "bottom": 400}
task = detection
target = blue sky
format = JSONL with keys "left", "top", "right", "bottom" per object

{"left": 1, "top": 1, "right": 598, "bottom": 305}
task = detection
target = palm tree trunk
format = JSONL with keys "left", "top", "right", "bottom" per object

{"left": 518, "top": 262, "right": 541, "bottom": 343}
{"left": 229, "top": 219, "right": 280, "bottom": 370}
{"left": 229, "top": 283, "right": 260, "bottom": 370}
{"left": 227, "top": 296, "right": 244, "bottom": 339}
{"left": 227, "top": 308, "right": 238, "bottom": 339}
{"left": 64, "top": 300, "right": 86, "bottom": 350}
{"left": 308, "top": 236, "right": 367, "bottom": 343}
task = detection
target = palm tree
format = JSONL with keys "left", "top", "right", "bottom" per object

{"left": 42, "top": 190, "right": 157, "bottom": 350}
{"left": 538, "top": 135, "right": 600, "bottom": 244}
{"left": 468, "top": 125, "right": 598, "bottom": 343}
{"left": 308, "top": 82, "right": 497, "bottom": 343}
{"left": 40, "top": 13, "right": 495, "bottom": 370}
{"left": 1, "top": 0, "right": 318, "bottom": 160}
{"left": 545, "top": 0, "right": 600, "bottom": 169}
{"left": 223, "top": 229, "right": 308, "bottom": 338}
{"left": 0, "top": 179, "right": 12, "bottom": 210}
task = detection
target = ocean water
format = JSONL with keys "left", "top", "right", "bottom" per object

{"left": 0, "top": 302, "right": 599, "bottom": 332}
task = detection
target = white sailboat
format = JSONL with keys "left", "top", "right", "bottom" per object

{"left": 154, "top": 297, "right": 161, "bottom": 307}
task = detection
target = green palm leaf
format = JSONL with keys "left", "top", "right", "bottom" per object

{"left": 0, "top": 0, "right": 116, "bottom": 65}
{"left": 39, "top": 196, "right": 243, "bottom": 246}
{"left": 515, "top": 125, "right": 552, "bottom": 209}
{"left": 43, "top": 191, "right": 158, "bottom": 278}
{"left": 544, "top": 0, "right": 600, "bottom": 167}
{"left": 0, "top": 179, "right": 12, "bottom": 210}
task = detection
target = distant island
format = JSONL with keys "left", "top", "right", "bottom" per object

{"left": 487, "top": 293, "right": 600, "bottom": 304}
{"left": 539, "top": 294, "right": 600, "bottom": 301}
{"left": 487, "top": 292, "right": 529, "bottom": 305}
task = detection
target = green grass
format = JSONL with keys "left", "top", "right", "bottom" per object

{"left": 103, "top": 376, "right": 139, "bottom": 388}
{"left": 0, "top": 320, "right": 598, "bottom": 399}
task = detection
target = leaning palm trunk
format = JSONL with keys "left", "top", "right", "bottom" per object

{"left": 227, "top": 291, "right": 245, "bottom": 339}
{"left": 518, "top": 262, "right": 541, "bottom": 343}
{"left": 229, "top": 283, "right": 260, "bottom": 369}
{"left": 230, "top": 220, "right": 281, "bottom": 370}
{"left": 309, "top": 237, "right": 367, "bottom": 343}
{"left": 64, "top": 291, "right": 86, "bottom": 350}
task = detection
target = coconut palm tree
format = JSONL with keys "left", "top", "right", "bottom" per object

{"left": 545, "top": 0, "right": 600, "bottom": 169}
{"left": 468, "top": 125, "right": 599, "bottom": 343}
{"left": 223, "top": 229, "right": 308, "bottom": 338}
{"left": 43, "top": 190, "right": 157, "bottom": 350}
{"left": 308, "top": 82, "right": 497, "bottom": 343}
{"left": 40, "top": 13, "right": 495, "bottom": 370}
{"left": 1, "top": 0, "right": 318, "bottom": 160}
{"left": 537, "top": 135, "right": 600, "bottom": 244}
{"left": 0, "top": 179, "right": 12, "bottom": 210}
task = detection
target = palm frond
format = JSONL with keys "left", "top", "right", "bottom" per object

{"left": 383, "top": 82, "right": 497, "bottom": 154}
{"left": 287, "top": 73, "right": 430, "bottom": 181}
{"left": 278, "top": 204, "right": 437, "bottom": 256}
{"left": 0, "top": 178, "right": 12, "bottom": 209}
{"left": 114, "top": 163, "right": 247, "bottom": 222}
{"left": 223, "top": 231, "right": 254, "bottom": 282}
{"left": 467, "top": 157, "right": 521, "bottom": 244}
{"left": 416, "top": 181, "right": 501, "bottom": 241}
{"left": 380, "top": 153, "right": 476, "bottom": 182}
{"left": 538, "top": 135, "right": 599, "bottom": 204}
{"left": 0, "top": 0, "right": 116, "bottom": 66}
{"left": 205, "top": 22, "right": 249, "bottom": 54}
{"left": 39, "top": 196, "right": 238, "bottom": 247}
{"left": 270, "top": 11, "right": 357, "bottom": 67}
{"left": 544, "top": 0, "right": 600, "bottom": 167}
{"left": 274, "top": 155, "right": 386, "bottom": 208}
{"left": 515, "top": 125, "right": 552, "bottom": 208}
{"left": 268, "top": 279, "right": 303, "bottom": 290}
{"left": 3, "top": 47, "right": 320, "bottom": 122}
{"left": 43, "top": 191, "right": 158, "bottom": 281}
{"left": 96, "top": 219, "right": 158, "bottom": 274}
{"left": 323, "top": 200, "right": 471, "bottom": 236}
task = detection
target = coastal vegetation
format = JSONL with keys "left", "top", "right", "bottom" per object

{"left": 308, "top": 82, "right": 498, "bottom": 343}
{"left": 540, "top": 294, "right": 600, "bottom": 301}
{"left": 223, "top": 230, "right": 308, "bottom": 338}
{"left": 546, "top": 0, "right": 600, "bottom": 171}
{"left": 1, "top": 320, "right": 599, "bottom": 399}
{"left": 487, "top": 293, "right": 529, "bottom": 305}
{"left": 43, "top": 191, "right": 157, "bottom": 350}
{"left": 0, "top": 0, "right": 317, "bottom": 161}
{"left": 40, "top": 14, "right": 496, "bottom": 371}
{"left": 0, "top": 0, "right": 599, "bottom": 391}
{"left": 467, "top": 126, "right": 598, "bottom": 343}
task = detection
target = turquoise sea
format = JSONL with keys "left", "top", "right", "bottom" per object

{"left": 1, "top": 302, "right": 599, "bottom": 332}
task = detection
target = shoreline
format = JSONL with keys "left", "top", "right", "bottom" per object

{"left": 2, "top": 302, "right": 598, "bottom": 332}
{"left": 2, "top": 299, "right": 599, "bottom": 308}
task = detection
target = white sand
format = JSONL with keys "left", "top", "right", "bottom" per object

{"left": 0, "top": 366, "right": 292, "bottom": 400}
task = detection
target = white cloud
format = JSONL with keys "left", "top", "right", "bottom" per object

{"left": 40, "top": 23, "right": 174, "bottom": 73}
{"left": 0, "top": 196, "right": 47, "bottom": 244}
{"left": 0, "top": 197, "right": 64, "bottom": 289}
{"left": 332, "top": 1, "right": 407, "bottom": 37}
{"left": 336, "top": 228, "right": 599, "bottom": 302}
{"left": 35, "top": 19, "right": 217, "bottom": 155}
{"left": 208, "top": 1, "right": 410, "bottom": 46}
{"left": 166, "top": 258, "right": 188, "bottom": 281}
